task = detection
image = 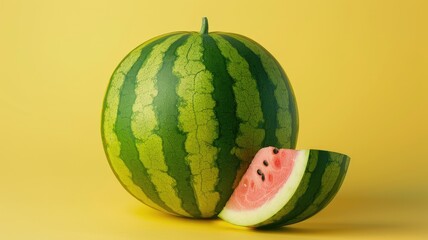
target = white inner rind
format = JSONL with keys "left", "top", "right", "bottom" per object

{"left": 218, "top": 149, "right": 310, "bottom": 226}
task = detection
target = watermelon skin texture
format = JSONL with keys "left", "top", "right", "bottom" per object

{"left": 101, "top": 20, "right": 299, "bottom": 218}
{"left": 256, "top": 150, "right": 350, "bottom": 228}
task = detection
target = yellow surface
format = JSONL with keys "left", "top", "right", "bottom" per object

{"left": 1, "top": 0, "right": 427, "bottom": 239}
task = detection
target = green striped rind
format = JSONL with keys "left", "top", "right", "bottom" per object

{"left": 201, "top": 35, "right": 242, "bottom": 214}
{"left": 210, "top": 34, "right": 265, "bottom": 181}
{"left": 219, "top": 33, "right": 298, "bottom": 148}
{"left": 255, "top": 150, "right": 350, "bottom": 228}
{"left": 217, "top": 33, "right": 298, "bottom": 149}
{"left": 132, "top": 33, "right": 198, "bottom": 217}
{"left": 101, "top": 29, "right": 299, "bottom": 218}
{"left": 101, "top": 32, "right": 185, "bottom": 215}
{"left": 210, "top": 33, "right": 299, "bottom": 189}
{"left": 173, "top": 34, "right": 220, "bottom": 217}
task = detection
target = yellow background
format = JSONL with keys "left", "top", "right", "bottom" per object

{"left": 1, "top": 0, "right": 427, "bottom": 239}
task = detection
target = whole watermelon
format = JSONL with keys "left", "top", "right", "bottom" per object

{"left": 101, "top": 17, "right": 299, "bottom": 218}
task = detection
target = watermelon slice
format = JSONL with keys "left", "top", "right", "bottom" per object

{"left": 219, "top": 147, "right": 350, "bottom": 228}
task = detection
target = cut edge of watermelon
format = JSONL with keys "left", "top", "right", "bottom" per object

{"left": 218, "top": 149, "right": 310, "bottom": 226}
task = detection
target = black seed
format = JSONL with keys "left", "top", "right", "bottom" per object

{"left": 257, "top": 169, "right": 262, "bottom": 175}
{"left": 263, "top": 160, "right": 269, "bottom": 166}
{"left": 261, "top": 174, "right": 265, "bottom": 181}
{"left": 273, "top": 148, "right": 279, "bottom": 154}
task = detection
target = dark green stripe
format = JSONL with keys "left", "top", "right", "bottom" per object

{"left": 219, "top": 34, "right": 280, "bottom": 148}
{"left": 152, "top": 34, "right": 202, "bottom": 217}
{"left": 114, "top": 35, "right": 178, "bottom": 214}
{"left": 202, "top": 35, "right": 242, "bottom": 214}
{"left": 259, "top": 150, "right": 331, "bottom": 228}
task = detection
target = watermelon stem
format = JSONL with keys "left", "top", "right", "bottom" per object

{"left": 200, "top": 17, "right": 209, "bottom": 34}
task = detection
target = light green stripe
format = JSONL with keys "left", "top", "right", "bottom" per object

{"left": 224, "top": 34, "right": 294, "bottom": 148}
{"left": 210, "top": 34, "right": 265, "bottom": 177}
{"left": 102, "top": 36, "right": 168, "bottom": 211}
{"left": 130, "top": 34, "right": 191, "bottom": 217}
{"left": 173, "top": 34, "right": 220, "bottom": 217}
